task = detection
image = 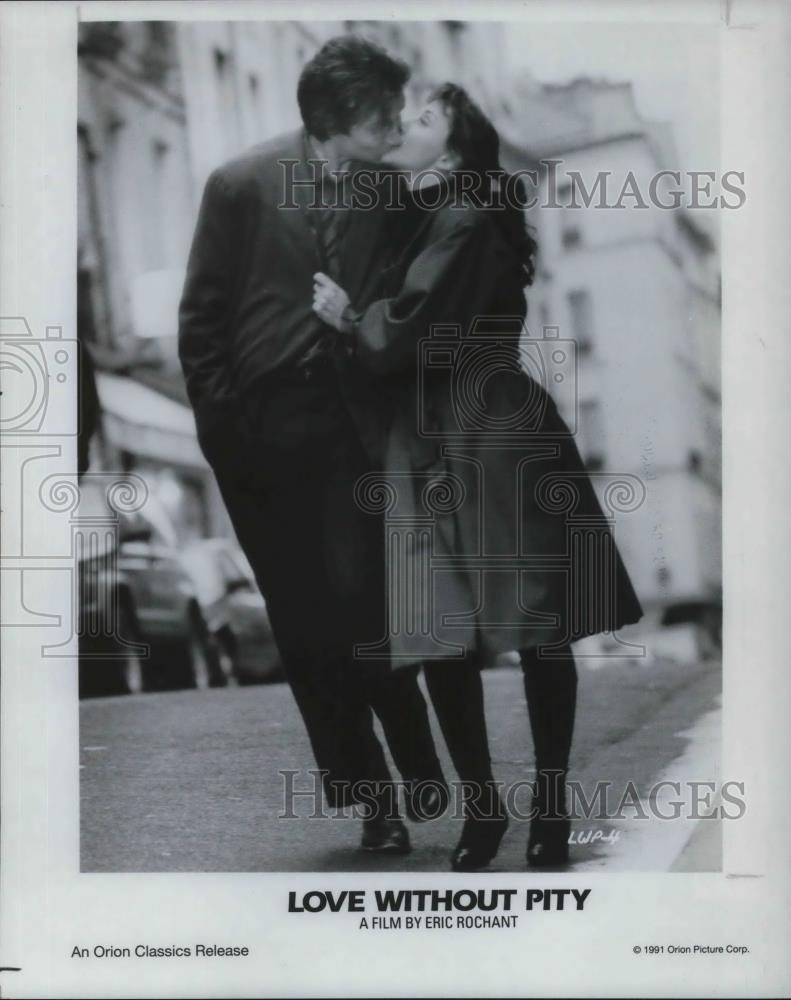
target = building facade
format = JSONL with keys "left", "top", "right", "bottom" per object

{"left": 78, "top": 21, "right": 220, "bottom": 542}
{"left": 499, "top": 77, "right": 721, "bottom": 607}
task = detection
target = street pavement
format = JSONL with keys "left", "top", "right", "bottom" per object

{"left": 80, "top": 654, "right": 722, "bottom": 873}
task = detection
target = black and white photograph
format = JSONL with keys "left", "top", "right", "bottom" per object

{"left": 1, "top": 1, "right": 790, "bottom": 997}
{"left": 74, "top": 15, "right": 724, "bottom": 875}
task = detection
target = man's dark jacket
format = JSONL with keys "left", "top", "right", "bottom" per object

{"left": 178, "top": 128, "right": 384, "bottom": 471}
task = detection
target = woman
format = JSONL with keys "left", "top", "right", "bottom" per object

{"left": 313, "top": 83, "right": 644, "bottom": 870}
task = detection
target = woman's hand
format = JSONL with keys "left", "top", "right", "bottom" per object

{"left": 312, "top": 272, "right": 351, "bottom": 332}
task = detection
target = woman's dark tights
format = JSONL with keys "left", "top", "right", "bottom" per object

{"left": 422, "top": 654, "right": 497, "bottom": 818}
{"left": 520, "top": 644, "right": 577, "bottom": 817}
{"left": 423, "top": 644, "right": 578, "bottom": 818}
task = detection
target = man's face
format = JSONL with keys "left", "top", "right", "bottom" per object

{"left": 336, "top": 93, "right": 405, "bottom": 163}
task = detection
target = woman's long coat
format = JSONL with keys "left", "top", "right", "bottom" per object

{"left": 349, "top": 195, "right": 644, "bottom": 667}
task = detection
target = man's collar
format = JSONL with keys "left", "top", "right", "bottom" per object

{"left": 302, "top": 129, "right": 352, "bottom": 181}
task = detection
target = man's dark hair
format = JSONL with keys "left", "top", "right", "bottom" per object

{"left": 297, "top": 35, "right": 410, "bottom": 141}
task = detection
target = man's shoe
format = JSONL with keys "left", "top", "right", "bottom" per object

{"left": 360, "top": 818, "right": 412, "bottom": 854}
{"left": 404, "top": 778, "right": 450, "bottom": 823}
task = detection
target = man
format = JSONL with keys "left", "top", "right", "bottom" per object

{"left": 178, "top": 36, "right": 445, "bottom": 854}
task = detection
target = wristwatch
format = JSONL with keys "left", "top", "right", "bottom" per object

{"left": 339, "top": 305, "right": 362, "bottom": 355}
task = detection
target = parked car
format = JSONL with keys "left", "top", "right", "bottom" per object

{"left": 78, "top": 486, "right": 217, "bottom": 697}
{"left": 179, "top": 538, "right": 283, "bottom": 685}
{"left": 660, "top": 596, "right": 722, "bottom": 659}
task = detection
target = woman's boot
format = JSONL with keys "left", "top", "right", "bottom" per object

{"left": 423, "top": 655, "right": 508, "bottom": 871}
{"left": 520, "top": 644, "right": 577, "bottom": 867}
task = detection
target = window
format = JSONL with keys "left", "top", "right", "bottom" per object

{"left": 146, "top": 138, "right": 169, "bottom": 269}
{"left": 248, "top": 72, "right": 262, "bottom": 132}
{"left": 141, "top": 22, "right": 172, "bottom": 83}
{"left": 213, "top": 46, "right": 242, "bottom": 155}
{"left": 77, "top": 125, "right": 111, "bottom": 345}
{"left": 567, "top": 289, "right": 594, "bottom": 355}
{"left": 558, "top": 182, "right": 583, "bottom": 249}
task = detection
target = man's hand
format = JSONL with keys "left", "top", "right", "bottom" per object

{"left": 312, "top": 272, "right": 351, "bottom": 332}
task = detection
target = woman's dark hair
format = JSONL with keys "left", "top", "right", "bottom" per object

{"left": 298, "top": 36, "right": 410, "bottom": 142}
{"left": 428, "top": 82, "right": 538, "bottom": 286}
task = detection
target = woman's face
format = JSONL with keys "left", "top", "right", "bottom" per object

{"left": 383, "top": 99, "right": 453, "bottom": 172}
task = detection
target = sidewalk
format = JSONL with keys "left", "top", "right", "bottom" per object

{"left": 671, "top": 812, "right": 722, "bottom": 872}
{"left": 570, "top": 691, "right": 722, "bottom": 873}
